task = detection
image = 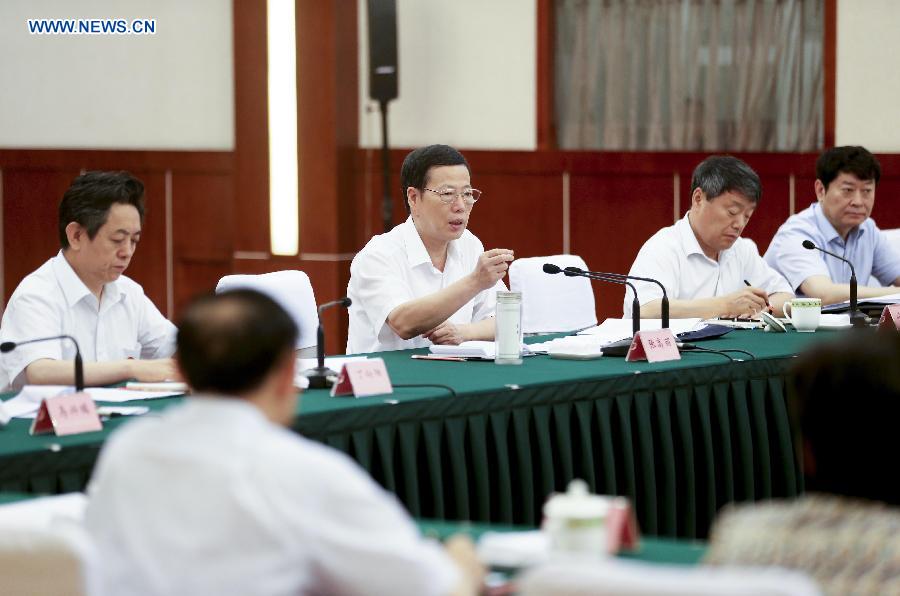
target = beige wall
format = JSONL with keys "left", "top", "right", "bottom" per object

{"left": 0, "top": 0, "right": 233, "bottom": 150}
{"left": 835, "top": 0, "right": 900, "bottom": 151}
{"left": 358, "top": 0, "right": 537, "bottom": 150}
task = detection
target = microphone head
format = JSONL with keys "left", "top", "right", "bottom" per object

{"left": 543, "top": 263, "right": 562, "bottom": 274}
{"left": 340, "top": 297, "right": 352, "bottom": 307}
{"left": 0, "top": 341, "right": 15, "bottom": 353}
{"left": 563, "top": 266, "right": 583, "bottom": 277}
{"left": 802, "top": 239, "right": 816, "bottom": 250}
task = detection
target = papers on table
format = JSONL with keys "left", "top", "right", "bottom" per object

{"left": 528, "top": 335, "right": 607, "bottom": 357}
{"left": 125, "top": 381, "right": 188, "bottom": 392}
{"left": 576, "top": 318, "right": 704, "bottom": 344}
{"left": 818, "top": 313, "right": 852, "bottom": 328}
{"left": 823, "top": 292, "right": 900, "bottom": 313}
{"left": 477, "top": 530, "right": 549, "bottom": 568}
{"left": 430, "top": 341, "right": 497, "bottom": 359}
{"left": 1, "top": 385, "right": 183, "bottom": 419}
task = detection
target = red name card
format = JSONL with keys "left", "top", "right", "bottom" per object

{"left": 330, "top": 358, "right": 393, "bottom": 398}
{"left": 29, "top": 391, "right": 102, "bottom": 436}
{"left": 625, "top": 329, "right": 681, "bottom": 363}
{"left": 606, "top": 497, "right": 641, "bottom": 554}
{"left": 878, "top": 304, "right": 900, "bottom": 332}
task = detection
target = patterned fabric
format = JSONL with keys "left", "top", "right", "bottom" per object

{"left": 706, "top": 495, "right": 900, "bottom": 595}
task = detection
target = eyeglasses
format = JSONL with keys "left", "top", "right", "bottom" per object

{"left": 423, "top": 187, "right": 482, "bottom": 205}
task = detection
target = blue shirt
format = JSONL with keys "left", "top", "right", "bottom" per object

{"left": 763, "top": 202, "right": 900, "bottom": 292}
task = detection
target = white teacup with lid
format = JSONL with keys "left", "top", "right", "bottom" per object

{"left": 542, "top": 479, "right": 609, "bottom": 557}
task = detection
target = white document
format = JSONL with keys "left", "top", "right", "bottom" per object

{"left": 6, "top": 385, "right": 182, "bottom": 418}
{"left": 85, "top": 387, "right": 183, "bottom": 403}
{"left": 125, "top": 381, "right": 188, "bottom": 392}
{"left": 430, "top": 341, "right": 497, "bottom": 358}
{"left": 477, "top": 530, "right": 549, "bottom": 568}
{"left": 817, "top": 314, "right": 852, "bottom": 328}
{"left": 528, "top": 335, "right": 607, "bottom": 356}
{"left": 577, "top": 318, "right": 703, "bottom": 342}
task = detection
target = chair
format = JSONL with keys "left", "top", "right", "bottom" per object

{"left": 509, "top": 255, "right": 597, "bottom": 333}
{"left": 215, "top": 271, "right": 319, "bottom": 350}
{"left": 882, "top": 228, "right": 900, "bottom": 256}
{"left": 518, "top": 558, "right": 821, "bottom": 596}
{"left": 0, "top": 493, "right": 96, "bottom": 596}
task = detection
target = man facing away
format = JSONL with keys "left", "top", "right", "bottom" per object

{"left": 85, "top": 289, "right": 483, "bottom": 596}
{"left": 624, "top": 155, "right": 793, "bottom": 319}
{"left": 346, "top": 144, "right": 514, "bottom": 354}
{"left": 764, "top": 145, "right": 900, "bottom": 304}
{"left": 0, "top": 171, "right": 176, "bottom": 389}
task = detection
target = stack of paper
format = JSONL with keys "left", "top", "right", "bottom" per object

{"left": 430, "top": 341, "right": 496, "bottom": 358}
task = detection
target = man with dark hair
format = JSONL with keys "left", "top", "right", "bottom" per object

{"left": 764, "top": 145, "right": 900, "bottom": 304}
{"left": 706, "top": 331, "right": 900, "bottom": 593}
{"left": 85, "top": 289, "right": 482, "bottom": 596}
{"left": 0, "top": 171, "right": 176, "bottom": 389}
{"left": 624, "top": 155, "right": 793, "bottom": 319}
{"left": 346, "top": 144, "right": 514, "bottom": 353}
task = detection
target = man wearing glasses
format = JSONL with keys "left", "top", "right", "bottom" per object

{"left": 346, "top": 144, "right": 514, "bottom": 354}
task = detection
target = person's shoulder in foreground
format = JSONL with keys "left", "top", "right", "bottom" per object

{"left": 0, "top": 170, "right": 177, "bottom": 389}
{"left": 706, "top": 331, "right": 900, "bottom": 596}
{"left": 86, "top": 289, "right": 482, "bottom": 596}
{"left": 346, "top": 144, "right": 513, "bottom": 354}
{"left": 624, "top": 155, "right": 792, "bottom": 320}
{"left": 764, "top": 145, "right": 900, "bottom": 304}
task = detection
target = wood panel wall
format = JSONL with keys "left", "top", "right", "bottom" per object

{"left": 3, "top": 0, "right": 898, "bottom": 351}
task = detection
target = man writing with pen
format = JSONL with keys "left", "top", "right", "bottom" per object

{"left": 623, "top": 156, "right": 794, "bottom": 319}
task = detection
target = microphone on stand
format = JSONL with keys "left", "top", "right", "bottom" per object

{"left": 563, "top": 265, "right": 669, "bottom": 329}
{"left": 801, "top": 240, "right": 867, "bottom": 327}
{"left": 0, "top": 335, "right": 85, "bottom": 391}
{"left": 543, "top": 263, "right": 641, "bottom": 335}
{"left": 301, "top": 297, "right": 352, "bottom": 389}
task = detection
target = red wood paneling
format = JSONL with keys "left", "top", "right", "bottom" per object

{"left": 172, "top": 173, "right": 233, "bottom": 261}
{"left": 570, "top": 173, "right": 674, "bottom": 318}
{"left": 2, "top": 168, "right": 79, "bottom": 299}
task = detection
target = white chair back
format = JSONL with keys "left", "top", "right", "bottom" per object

{"left": 509, "top": 255, "right": 597, "bottom": 333}
{"left": 0, "top": 493, "right": 95, "bottom": 596}
{"left": 216, "top": 271, "right": 319, "bottom": 349}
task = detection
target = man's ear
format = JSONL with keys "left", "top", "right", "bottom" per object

{"left": 407, "top": 186, "right": 420, "bottom": 215}
{"left": 65, "top": 222, "right": 86, "bottom": 250}
{"left": 690, "top": 187, "right": 705, "bottom": 208}
{"left": 814, "top": 179, "right": 826, "bottom": 202}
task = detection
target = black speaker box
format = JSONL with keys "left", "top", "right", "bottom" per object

{"left": 367, "top": 0, "right": 398, "bottom": 102}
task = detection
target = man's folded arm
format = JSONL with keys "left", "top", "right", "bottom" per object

{"left": 799, "top": 275, "right": 900, "bottom": 305}
{"left": 25, "top": 357, "right": 178, "bottom": 387}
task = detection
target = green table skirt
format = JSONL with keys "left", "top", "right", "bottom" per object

{"left": 297, "top": 354, "right": 803, "bottom": 540}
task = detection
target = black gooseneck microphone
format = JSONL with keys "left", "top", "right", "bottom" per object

{"left": 801, "top": 240, "right": 867, "bottom": 327}
{"left": 301, "top": 297, "right": 353, "bottom": 389}
{"left": 564, "top": 265, "right": 669, "bottom": 329}
{"left": 0, "top": 335, "right": 85, "bottom": 391}
{"left": 543, "top": 263, "right": 640, "bottom": 335}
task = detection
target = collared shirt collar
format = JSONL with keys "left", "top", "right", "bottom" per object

{"left": 402, "top": 216, "right": 460, "bottom": 269}
{"left": 678, "top": 212, "right": 738, "bottom": 263}
{"left": 678, "top": 213, "right": 711, "bottom": 258}
{"left": 812, "top": 202, "right": 865, "bottom": 245}
{"left": 51, "top": 250, "right": 123, "bottom": 309}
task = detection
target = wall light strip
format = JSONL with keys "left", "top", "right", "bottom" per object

{"left": 267, "top": 0, "right": 299, "bottom": 256}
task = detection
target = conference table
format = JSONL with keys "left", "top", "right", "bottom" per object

{"left": 0, "top": 328, "right": 839, "bottom": 539}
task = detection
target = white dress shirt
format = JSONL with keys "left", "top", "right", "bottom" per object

{"left": 0, "top": 251, "right": 175, "bottom": 389}
{"left": 85, "top": 397, "right": 458, "bottom": 596}
{"left": 623, "top": 214, "right": 792, "bottom": 317}
{"left": 346, "top": 216, "right": 506, "bottom": 354}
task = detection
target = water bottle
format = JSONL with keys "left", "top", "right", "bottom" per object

{"left": 494, "top": 291, "right": 523, "bottom": 365}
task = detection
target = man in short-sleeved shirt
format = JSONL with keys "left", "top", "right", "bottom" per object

{"left": 624, "top": 156, "right": 793, "bottom": 319}
{"left": 86, "top": 290, "right": 478, "bottom": 596}
{"left": 764, "top": 146, "right": 900, "bottom": 304}
{"left": 0, "top": 171, "right": 176, "bottom": 389}
{"left": 347, "top": 145, "right": 513, "bottom": 354}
